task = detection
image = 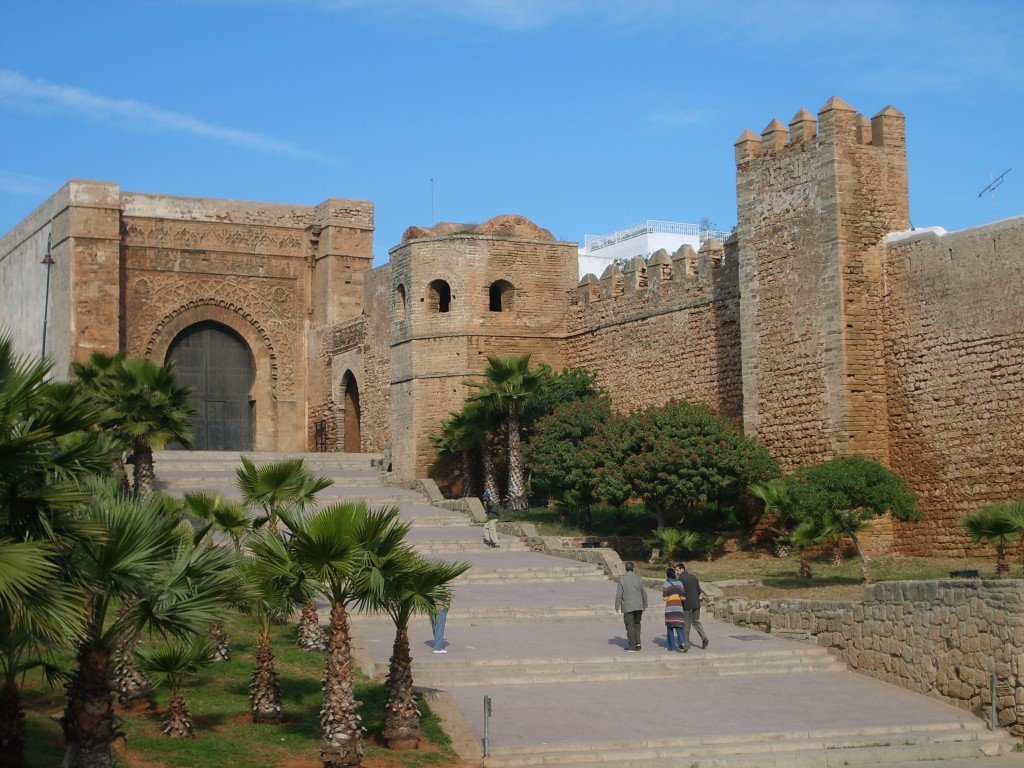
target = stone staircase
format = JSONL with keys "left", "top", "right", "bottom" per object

{"left": 372, "top": 646, "right": 847, "bottom": 687}
{"left": 481, "top": 721, "right": 1012, "bottom": 767}
{"left": 153, "top": 451, "right": 1019, "bottom": 766}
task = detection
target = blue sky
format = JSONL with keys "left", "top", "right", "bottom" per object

{"left": 2, "top": 1, "right": 1022, "bottom": 263}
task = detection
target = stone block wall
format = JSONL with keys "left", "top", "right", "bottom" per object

{"left": 734, "top": 100, "right": 909, "bottom": 470}
{"left": 562, "top": 239, "right": 742, "bottom": 421}
{"left": 711, "top": 579, "right": 1024, "bottom": 735}
{"left": 882, "top": 219, "right": 1024, "bottom": 555}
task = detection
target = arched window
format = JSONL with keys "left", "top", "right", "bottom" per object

{"left": 488, "top": 279, "right": 515, "bottom": 312}
{"left": 428, "top": 280, "right": 451, "bottom": 313}
{"left": 395, "top": 284, "right": 407, "bottom": 319}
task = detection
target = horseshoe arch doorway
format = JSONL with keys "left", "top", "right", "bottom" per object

{"left": 166, "top": 321, "right": 255, "bottom": 450}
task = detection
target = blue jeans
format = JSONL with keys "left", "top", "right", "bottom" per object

{"left": 431, "top": 608, "right": 448, "bottom": 651}
{"left": 666, "top": 625, "right": 684, "bottom": 651}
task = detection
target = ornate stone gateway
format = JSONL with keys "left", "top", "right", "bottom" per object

{"left": 167, "top": 321, "right": 255, "bottom": 450}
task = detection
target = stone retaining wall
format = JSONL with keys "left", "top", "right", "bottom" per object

{"left": 710, "top": 579, "right": 1024, "bottom": 735}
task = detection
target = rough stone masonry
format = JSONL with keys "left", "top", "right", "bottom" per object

{"left": 2, "top": 96, "right": 1021, "bottom": 556}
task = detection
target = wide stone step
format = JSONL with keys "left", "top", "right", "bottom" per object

{"left": 413, "top": 540, "right": 530, "bottom": 553}
{"left": 386, "top": 651, "right": 846, "bottom": 686}
{"left": 353, "top": 604, "right": 619, "bottom": 626}
{"left": 456, "top": 566, "right": 608, "bottom": 585}
{"left": 154, "top": 450, "right": 384, "bottom": 471}
{"left": 406, "top": 515, "right": 474, "bottom": 528}
{"left": 482, "top": 722, "right": 1012, "bottom": 767}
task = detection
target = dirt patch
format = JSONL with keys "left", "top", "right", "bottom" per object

{"left": 112, "top": 741, "right": 166, "bottom": 768}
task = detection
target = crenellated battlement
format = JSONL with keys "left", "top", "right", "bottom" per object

{"left": 735, "top": 96, "right": 905, "bottom": 165}
{"left": 571, "top": 238, "right": 737, "bottom": 325}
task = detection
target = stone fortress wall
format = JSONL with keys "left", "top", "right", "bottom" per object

{"left": 882, "top": 219, "right": 1024, "bottom": 555}
{"left": 560, "top": 237, "right": 743, "bottom": 422}
{"left": 2, "top": 96, "right": 1022, "bottom": 557}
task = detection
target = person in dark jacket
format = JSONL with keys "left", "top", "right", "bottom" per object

{"left": 675, "top": 562, "right": 709, "bottom": 650}
{"left": 614, "top": 562, "right": 648, "bottom": 652}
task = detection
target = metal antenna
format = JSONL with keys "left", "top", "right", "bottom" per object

{"left": 977, "top": 168, "right": 1011, "bottom": 221}
{"left": 430, "top": 178, "right": 435, "bottom": 225}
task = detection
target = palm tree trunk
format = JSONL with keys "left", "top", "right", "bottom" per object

{"left": 480, "top": 443, "right": 500, "bottom": 506}
{"left": 298, "top": 599, "right": 327, "bottom": 651}
{"left": 163, "top": 691, "right": 194, "bottom": 738}
{"left": 112, "top": 629, "right": 152, "bottom": 708}
{"left": 996, "top": 548, "right": 1010, "bottom": 579}
{"left": 249, "top": 631, "right": 282, "bottom": 723}
{"left": 320, "top": 601, "right": 363, "bottom": 767}
{"left": 62, "top": 646, "right": 116, "bottom": 768}
{"left": 209, "top": 622, "right": 230, "bottom": 662}
{"left": 0, "top": 676, "right": 24, "bottom": 768}
{"left": 132, "top": 443, "right": 155, "bottom": 500}
{"left": 799, "top": 556, "right": 812, "bottom": 579}
{"left": 831, "top": 540, "right": 844, "bottom": 566}
{"left": 505, "top": 404, "right": 527, "bottom": 511}
{"left": 460, "top": 449, "right": 476, "bottom": 498}
{"left": 382, "top": 625, "right": 419, "bottom": 749}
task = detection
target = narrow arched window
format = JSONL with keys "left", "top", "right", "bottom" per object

{"left": 428, "top": 280, "right": 451, "bottom": 313}
{"left": 395, "top": 284, "right": 407, "bottom": 319}
{"left": 489, "top": 279, "right": 515, "bottom": 312}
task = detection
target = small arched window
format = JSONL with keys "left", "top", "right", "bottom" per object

{"left": 428, "top": 280, "right": 451, "bottom": 313}
{"left": 489, "top": 280, "right": 515, "bottom": 312}
{"left": 395, "top": 284, "right": 407, "bottom": 319}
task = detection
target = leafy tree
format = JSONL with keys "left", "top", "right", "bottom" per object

{"left": 0, "top": 334, "right": 113, "bottom": 768}
{"left": 135, "top": 638, "right": 214, "bottom": 738}
{"left": 466, "top": 355, "right": 550, "bottom": 511}
{"left": 786, "top": 455, "right": 917, "bottom": 582}
{"left": 285, "top": 502, "right": 414, "bottom": 767}
{"left": 523, "top": 395, "right": 611, "bottom": 505}
{"left": 522, "top": 367, "right": 600, "bottom": 427}
{"left": 592, "top": 401, "right": 778, "bottom": 531}
{"left": 379, "top": 556, "right": 469, "bottom": 749}
{"left": 962, "top": 503, "right": 1020, "bottom": 579}
{"left": 61, "top": 485, "right": 239, "bottom": 768}
{"left": 75, "top": 354, "right": 196, "bottom": 498}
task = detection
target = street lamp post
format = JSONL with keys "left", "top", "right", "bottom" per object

{"left": 41, "top": 233, "right": 54, "bottom": 359}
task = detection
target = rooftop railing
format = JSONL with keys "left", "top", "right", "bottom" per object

{"left": 584, "top": 220, "right": 730, "bottom": 252}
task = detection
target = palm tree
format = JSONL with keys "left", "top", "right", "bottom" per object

{"left": 236, "top": 458, "right": 333, "bottom": 642}
{"left": 75, "top": 355, "right": 196, "bottom": 499}
{"left": 432, "top": 401, "right": 501, "bottom": 503}
{"left": 644, "top": 527, "right": 700, "bottom": 564}
{"left": 183, "top": 491, "right": 253, "bottom": 662}
{"left": 466, "top": 355, "right": 550, "bottom": 510}
{"left": 785, "top": 518, "right": 831, "bottom": 579}
{"left": 962, "top": 504, "right": 1019, "bottom": 579}
{"left": 379, "top": 557, "right": 469, "bottom": 749}
{"left": 135, "top": 638, "right": 214, "bottom": 738}
{"left": 237, "top": 529, "right": 320, "bottom": 723}
{"left": 749, "top": 478, "right": 792, "bottom": 557}
{"left": 61, "top": 487, "right": 239, "bottom": 768}
{"left": 0, "top": 334, "right": 112, "bottom": 768}
{"left": 285, "top": 502, "right": 413, "bottom": 767}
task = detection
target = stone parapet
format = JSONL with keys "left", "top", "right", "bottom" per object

{"left": 710, "top": 579, "right": 1024, "bottom": 735}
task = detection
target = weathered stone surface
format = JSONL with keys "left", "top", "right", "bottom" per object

{"left": 711, "top": 579, "right": 1024, "bottom": 735}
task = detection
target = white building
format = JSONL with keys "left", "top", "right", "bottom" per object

{"left": 577, "top": 220, "right": 730, "bottom": 279}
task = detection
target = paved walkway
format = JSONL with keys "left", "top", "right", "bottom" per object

{"left": 156, "top": 451, "right": 1020, "bottom": 766}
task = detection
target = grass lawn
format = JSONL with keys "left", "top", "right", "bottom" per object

{"left": 22, "top": 616, "right": 461, "bottom": 768}
{"left": 504, "top": 503, "right": 653, "bottom": 537}
{"left": 636, "top": 554, "right": 1022, "bottom": 602}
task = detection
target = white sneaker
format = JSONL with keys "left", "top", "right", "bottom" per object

{"left": 433, "top": 649, "right": 448, "bottom": 654}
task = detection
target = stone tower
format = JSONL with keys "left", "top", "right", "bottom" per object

{"left": 386, "top": 215, "right": 578, "bottom": 484}
{"left": 735, "top": 97, "right": 909, "bottom": 469}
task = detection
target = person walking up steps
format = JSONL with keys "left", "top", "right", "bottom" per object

{"left": 662, "top": 566, "right": 686, "bottom": 652}
{"left": 482, "top": 490, "right": 500, "bottom": 548}
{"left": 614, "top": 562, "right": 648, "bottom": 652}
{"left": 676, "top": 562, "right": 709, "bottom": 650}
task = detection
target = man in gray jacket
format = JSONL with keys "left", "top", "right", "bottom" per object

{"left": 614, "top": 562, "right": 648, "bottom": 652}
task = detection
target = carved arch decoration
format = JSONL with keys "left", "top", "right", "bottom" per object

{"left": 144, "top": 299, "right": 280, "bottom": 450}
